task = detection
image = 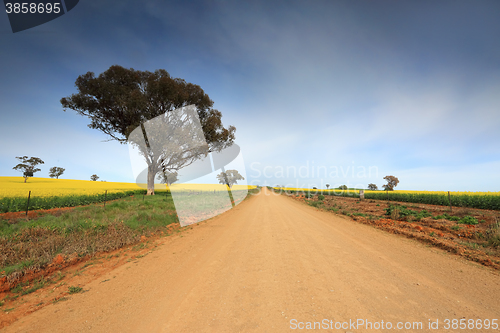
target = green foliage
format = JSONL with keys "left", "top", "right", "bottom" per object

{"left": 434, "top": 213, "right": 459, "bottom": 221}
{"left": 216, "top": 170, "right": 245, "bottom": 188}
{"left": 0, "top": 193, "right": 180, "bottom": 281}
{"left": 458, "top": 216, "right": 479, "bottom": 225}
{"left": 352, "top": 212, "right": 367, "bottom": 217}
{"left": 49, "top": 167, "right": 65, "bottom": 179}
{"left": 12, "top": 156, "right": 45, "bottom": 182}
{"left": 68, "top": 286, "right": 83, "bottom": 294}
{"left": 308, "top": 200, "right": 323, "bottom": 208}
{"left": 385, "top": 205, "right": 432, "bottom": 220}
{"left": 318, "top": 195, "right": 325, "bottom": 201}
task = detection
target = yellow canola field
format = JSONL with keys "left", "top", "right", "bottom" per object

{"left": 0, "top": 177, "right": 257, "bottom": 199}
{"left": 0, "top": 177, "right": 146, "bottom": 198}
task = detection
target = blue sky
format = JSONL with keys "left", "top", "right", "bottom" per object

{"left": 1, "top": 0, "right": 499, "bottom": 191}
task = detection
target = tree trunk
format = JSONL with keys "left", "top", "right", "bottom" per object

{"left": 146, "top": 165, "right": 156, "bottom": 195}
{"left": 24, "top": 176, "right": 27, "bottom": 183}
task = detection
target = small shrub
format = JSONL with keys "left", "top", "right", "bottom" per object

{"left": 488, "top": 235, "right": 500, "bottom": 248}
{"left": 318, "top": 195, "right": 325, "bottom": 201}
{"left": 308, "top": 201, "right": 323, "bottom": 208}
{"left": 458, "top": 216, "right": 479, "bottom": 225}
{"left": 68, "top": 286, "right": 83, "bottom": 294}
{"left": 390, "top": 207, "right": 400, "bottom": 220}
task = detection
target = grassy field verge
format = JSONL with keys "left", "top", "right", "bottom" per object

{"left": 0, "top": 192, "right": 177, "bottom": 285}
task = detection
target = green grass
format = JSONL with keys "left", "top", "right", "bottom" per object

{"left": 0, "top": 192, "right": 177, "bottom": 236}
{"left": 307, "top": 200, "right": 323, "bottom": 208}
{"left": 385, "top": 205, "right": 433, "bottom": 220}
{"left": 352, "top": 212, "right": 367, "bottom": 217}
{"left": 1, "top": 260, "right": 35, "bottom": 276}
{"left": 9, "top": 278, "right": 47, "bottom": 296}
{"left": 0, "top": 193, "right": 177, "bottom": 281}
{"left": 21, "top": 278, "right": 46, "bottom": 295}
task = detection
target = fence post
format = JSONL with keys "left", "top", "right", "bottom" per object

{"left": 26, "top": 191, "right": 31, "bottom": 216}
{"left": 104, "top": 190, "right": 107, "bottom": 209}
{"left": 448, "top": 191, "right": 452, "bottom": 213}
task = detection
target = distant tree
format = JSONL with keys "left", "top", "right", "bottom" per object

{"left": 90, "top": 174, "right": 99, "bottom": 181}
{"left": 368, "top": 183, "right": 378, "bottom": 191}
{"left": 382, "top": 176, "right": 399, "bottom": 191}
{"left": 339, "top": 185, "right": 348, "bottom": 190}
{"left": 157, "top": 170, "right": 178, "bottom": 186}
{"left": 13, "top": 156, "right": 44, "bottom": 183}
{"left": 312, "top": 187, "right": 317, "bottom": 190}
{"left": 49, "top": 167, "right": 65, "bottom": 179}
{"left": 326, "top": 184, "right": 330, "bottom": 190}
{"left": 61, "top": 65, "right": 235, "bottom": 196}
{"left": 217, "top": 169, "right": 244, "bottom": 189}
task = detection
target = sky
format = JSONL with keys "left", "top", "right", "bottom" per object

{"left": 1, "top": 0, "right": 499, "bottom": 191}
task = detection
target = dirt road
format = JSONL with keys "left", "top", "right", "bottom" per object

{"left": 4, "top": 188, "right": 499, "bottom": 332}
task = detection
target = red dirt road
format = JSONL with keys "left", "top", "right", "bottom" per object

{"left": 3, "top": 188, "right": 499, "bottom": 332}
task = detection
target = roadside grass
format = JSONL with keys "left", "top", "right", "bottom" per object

{"left": 0, "top": 192, "right": 178, "bottom": 282}
{"left": 307, "top": 200, "right": 323, "bottom": 208}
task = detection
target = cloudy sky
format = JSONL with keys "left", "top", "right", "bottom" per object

{"left": 1, "top": 0, "right": 499, "bottom": 191}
